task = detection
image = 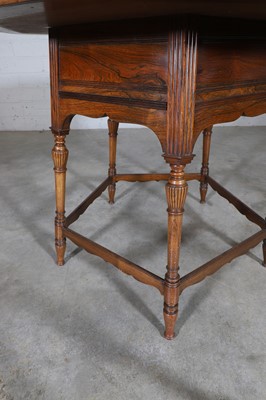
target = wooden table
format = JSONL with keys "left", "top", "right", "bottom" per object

{"left": 1, "top": 1, "right": 266, "bottom": 339}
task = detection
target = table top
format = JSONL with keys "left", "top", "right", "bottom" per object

{"left": 0, "top": 0, "right": 266, "bottom": 33}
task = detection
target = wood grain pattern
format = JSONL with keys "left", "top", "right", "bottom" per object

{"left": 59, "top": 81, "right": 167, "bottom": 104}
{"left": 59, "top": 43, "right": 167, "bottom": 86}
{"left": 194, "top": 93, "right": 266, "bottom": 138}
{"left": 197, "top": 41, "right": 266, "bottom": 88}
{"left": 194, "top": 34, "right": 266, "bottom": 137}
{"left": 57, "top": 96, "right": 167, "bottom": 151}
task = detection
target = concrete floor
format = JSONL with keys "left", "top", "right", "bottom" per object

{"left": 0, "top": 126, "right": 265, "bottom": 400}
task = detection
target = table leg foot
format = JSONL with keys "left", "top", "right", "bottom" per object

{"left": 55, "top": 240, "right": 66, "bottom": 266}
{"left": 108, "top": 189, "right": 115, "bottom": 205}
{"left": 200, "top": 193, "right": 207, "bottom": 204}
{"left": 164, "top": 306, "right": 177, "bottom": 340}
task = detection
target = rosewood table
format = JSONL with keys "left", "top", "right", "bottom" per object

{"left": 0, "top": 1, "right": 265, "bottom": 340}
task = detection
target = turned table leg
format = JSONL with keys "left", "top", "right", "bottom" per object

{"left": 108, "top": 119, "right": 119, "bottom": 204}
{"left": 164, "top": 164, "right": 188, "bottom": 339}
{"left": 200, "top": 126, "right": 213, "bottom": 204}
{"left": 52, "top": 133, "right": 69, "bottom": 266}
